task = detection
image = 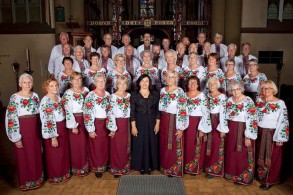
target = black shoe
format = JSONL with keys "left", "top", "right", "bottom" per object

{"left": 145, "top": 171, "right": 151, "bottom": 175}
{"left": 114, "top": 175, "right": 120, "bottom": 178}
{"left": 260, "top": 184, "right": 271, "bottom": 190}
{"left": 191, "top": 174, "right": 197, "bottom": 176}
{"left": 167, "top": 175, "right": 173, "bottom": 178}
{"left": 205, "top": 174, "right": 213, "bottom": 179}
{"left": 140, "top": 170, "right": 145, "bottom": 175}
{"left": 95, "top": 172, "right": 103, "bottom": 178}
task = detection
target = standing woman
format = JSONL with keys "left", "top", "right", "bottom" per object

{"left": 243, "top": 59, "right": 267, "bottom": 102}
{"left": 203, "top": 53, "right": 225, "bottom": 94}
{"left": 256, "top": 80, "right": 289, "bottom": 190}
{"left": 40, "top": 77, "right": 71, "bottom": 184}
{"left": 159, "top": 70, "right": 189, "bottom": 177}
{"left": 107, "top": 76, "right": 131, "bottom": 178}
{"left": 184, "top": 76, "right": 211, "bottom": 175}
{"left": 73, "top": 45, "right": 90, "bottom": 76}
{"left": 135, "top": 50, "right": 159, "bottom": 90}
{"left": 5, "top": 73, "right": 44, "bottom": 190}
{"left": 56, "top": 57, "right": 75, "bottom": 96}
{"left": 83, "top": 73, "right": 110, "bottom": 178}
{"left": 205, "top": 78, "right": 229, "bottom": 178}
{"left": 224, "top": 81, "right": 258, "bottom": 185}
{"left": 161, "top": 50, "right": 181, "bottom": 87}
{"left": 107, "top": 54, "right": 131, "bottom": 93}
{"left": 131, "top": 74, "right": 160, "bottom": 175}
{"left": 224, "top": 59, "right": 242, "bottom": 96}
{"left": 62, "top": 72, "right": 89, "bottom": 176}
{"left": 84, "top": 52, "right": 106, "bottom": 91}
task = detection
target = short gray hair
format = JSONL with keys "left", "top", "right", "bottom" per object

{"left": 227, "top": 80, "right": 244, "bottom": 95}
{"left": 94, "top": 73, "right": 106, "bottom": 83}
{"left": 19, "top": 73, "right": 33, "bottom": 84}
{"left": 140, "top": 50, "right": 153, "bottom": 60}
{"left": 206, "top": 77, "right": 220, "bottom": 89}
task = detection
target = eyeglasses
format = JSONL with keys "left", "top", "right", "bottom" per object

{"left": 263, "top": 87, "right": 273, "bottom": 91}
{"left": 231, "top": 88, "right": 241, "bottom": 92}
{"left": 167, "top": 76, "right": 176, "bottom": 79}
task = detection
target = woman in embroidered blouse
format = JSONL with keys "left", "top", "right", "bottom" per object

{"left": 179, "top": 52, "right": 206, "bottom": 91}
{"left": 62, "top": 72, "right": 89, "bottom": 176}
{"left": 83, "top": 73, "right": 110, "bottom": 178}
{"left": 131, "top": 74, "right": 160, "bottom": 175}
{"left": 203, "top": 53, "right": 225, "bottom": 94}
{"left": 84, "top": 52, "right": 106, "bottom": 91}
{"left": 106, "top": 76, "right": 131, "bottom": 178}
{"left": 184, "top": 76, "right": 211, "bottom": 176}
{"left": 56, "top": 57, "right": 75, "bottom": 96}
{"left": 134, "top": 50, "right": 159, "bottom": 90}
{"left": 159, "top": 70, "right": 189, "bottom": 177}
{"left": 243, "top": 59, "right": 267, "bottom": 102}
{"left": 224, "top": 81, "right": 258, "bottom": 185}
{"left": 205, "top": 77, "right": 229, "bottom": 178}
{"left": 107, "top": 54, "right": 131, "bottom": 93}
{"left": 5, "top": 73, "right": 44, "bottom": 190}
{"left": 40, "top": 77, "right": 71, "bottom": 184}
{"left": 224, "top": 59, "right": 242, "bottom": 96}
{"left": 73, "top": 45, "right": 90, "bottom": 76}
{"left": 161, "top": 50, "right": 181, "bottom": 87}
{"left": 255, "top": 80, "right": 289, "bottom": 190}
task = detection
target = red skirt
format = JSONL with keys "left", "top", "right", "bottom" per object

{"left": 256, "top": 128, "right": 283, "bottom": 185}
{"left": 15, "top": 115, "right": 44, "bottom": 190}
{"left": 44, "top": 120, "right": 71, "bottom": 184}
{"left": 205, "top": 114, "right": 225, "bottom": 177}
{"left": 160, "top": 112, "right": 184, "bottom": 177}
{"left": 88, "top": 118, "right": 109, "bottom": 172}
{"left": 184, "top": 116, "right": 206, "bottom": 174}
{"left": 69, "top": 115, "right": 89, "bottom": 176}
{"left": 110, "top": 118, "right": 131, "bottom": 176}
{"left": 224, "top": 120, "right": 255, "bottom": 185}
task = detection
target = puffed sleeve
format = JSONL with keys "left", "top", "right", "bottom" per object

{"left": 130, "top": 92, "right": 137, "bottom": 122}
{"left": 176, "top": 88, "right": 189, "bottom": 130}
{"left": 40, "top": 98, "right": 59, "bottom": 139}
{"left": 5, "top": 95, "right": 21, "bottom": 142}
{"left": 62, "top": 91, "right": 78, "bottom": 129}
{"left": 217, "top": 95, "right": 229, "bottom": 133}
{"left": 273, "top": 101, "right": 289, "bottom": 142}
{"left": 83, "top": 93, "right": 96, "bottom": 133}
{"left": 198, "top": 94, "right": 212, "bottom": 133}
{"left": 244, "top": 98, "right": 258, "bottom": 140}
{"left": 106, "top": 95, "right": 118, "bottom": 131}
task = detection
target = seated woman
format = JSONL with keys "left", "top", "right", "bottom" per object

{"left": 40, "top": 77, "right": 71, "bottom": 184}
{"left": 131, "top": 74, "right": 160, "bottom": 175}
{"left": 5, "top": 73, "right": 44, "bottom": 190}
{"left": 159, "top": 70, "right": 189, "bottom": 177}
{"left": 224, "top": 81, "right": 257, "bottom": 185}
{"left": 256, "top": 80, "right": 289, "bottom": 190}
{"left": 107, "top": 76, "right": 131, "bottom": 178}
{"left": 243, "top": 59, "right": 267, "bottom": 102}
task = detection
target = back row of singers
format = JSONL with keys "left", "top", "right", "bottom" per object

{"left": 6, "top": 70, "right": 288, "bottom": 191}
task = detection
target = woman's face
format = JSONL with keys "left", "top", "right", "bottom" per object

{"left": 188, "top": 54, "right": 198, "bottom": 64}
{"left": 231, "top": 85, "right": 242, "bottom": 98}
{"left": 226, "top": 62, "right": 235, "bottom": 71}
{"left": 188, "top": 79, "right": 199, "bottom": 92}
{"left": 64, "top": 60, "right": 73, "bottom": 70}
{"left": 117, "top": 81, "right": 128, "bottom": 92}
{"left": 115, "top": 57, "right": 125, "bottom": 68}
{"left": 166, "top": 54, "right": 176, "bottom": 65}
{"left": 74, "top": 48, "right": 83, "bottom": 59}
{"left": 166, "top": 73, "right": 177, "bottom": 86}
{"left": 90, "top": 56, "right": 99, "bottom": 66}
{"left": 263, "top": 83, "right": 274, "bottom": 98}
{"left": 47, "top": 81, "right": 59, "bottom": 95}
{"left": 248, "top": 62, "right": 258, "bottom": 72}
{"left": 208, "top": 79, "right": 218, "bottom": 92}
{"left": 142, "top": 52, "right": 152, "bottom": 64}
{"left": 208, "top": 56, "right": 217, "bottom": 66}
{"left": 139, "top": 77, "right": 150, "bottom": 90}
{"left": 19, "top": 77, "right": 33, "bottom": 92}
{"left": 95, "top": 77, "right": 106, "bottom": 90}
{"left": 71, "top": 75, "right": 83, "bottom": 88}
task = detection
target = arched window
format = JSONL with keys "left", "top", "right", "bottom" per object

{"left": 283, "top": 2, "right": 293, "bottom": 19}
{"left": 267, "top": 2, "right": 279, "bottom": 19}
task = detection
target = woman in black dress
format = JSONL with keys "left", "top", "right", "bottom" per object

{"left": 131, "top": 74, "right": 160, "bottom": 174}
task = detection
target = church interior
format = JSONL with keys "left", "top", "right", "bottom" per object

{"left": 0, "top": 0, "right": 293, "bottom": 194}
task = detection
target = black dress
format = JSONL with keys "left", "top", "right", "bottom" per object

{"left": 130, "top": 91, "right": 160, "bottom": 172}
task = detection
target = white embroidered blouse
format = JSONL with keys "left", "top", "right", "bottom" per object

{"left": 256, "top": 98, "right": 289, "bottom": 142}
{"left": 40, "top": 96, "right": 65, "bottom": 139}
{"left": 243, "top": 73, "right": 267, "bottom": 93}
{"left": 159, "top": 87, "right": 189, "bottom": 130}
{"left": 134, "top": 66, "right": 159, "bottom": 86}
{"left": 226, "top": 96, "right": 258, "bottom": 140}
{"left": 62, "top": 87, "right": 89, "bottom": 129}
{"left": 187, "top": 92, "right": 211, "bottom": 133}
{"left": 83, "top": 91, "right": 111, "bottom": 133}
{"left": 84, "top": 67, "right": 107, "bottom": 88}
{"left": 106, "top": 93, "right": 131, "bottom": 131}
{"left": 5, "top": 93, "right": 40, "bottom": 142}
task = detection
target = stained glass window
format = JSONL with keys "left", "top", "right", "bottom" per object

{"left": 267, "top": 2, "right": 279, "bottom": 19}
{"left": 283, "top": 2, "right": 293, "bottom": 19}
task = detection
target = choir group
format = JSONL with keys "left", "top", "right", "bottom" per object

{"left": 5, "top": 32, "right": 289, "bottom": 191}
